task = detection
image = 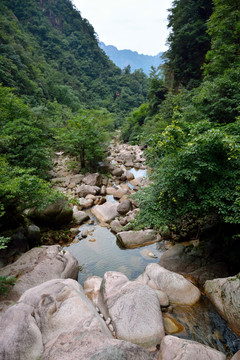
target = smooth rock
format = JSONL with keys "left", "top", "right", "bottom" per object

{"left": 84, "top": 275, "right": 103, "bottom": 306}
{"left": 76, "top": 184, "right": 100, "bottom": 197}
{"left": 27, "top": 224, "right": 41, "bottom": 243}
{"left": 82, "top": 173, "right": 102, "bottom": 186}
{"left": 117, "top": 230, "right": 160, "bottom": 248}
{"left": 136, "top": 263, "right": 201, "bottom": 305}
{"left": 162, "top": 315, "right": 184, "bottom": 334}
{"left": 101, "top": 271, "right": 165, "bottom": 349}
{"left": 0, "top": 303, "right": 43, "bottom": 360}
{"left": 159, "top": 244, "right": 229, "bottom": 286}
{"left": 19, "top": 278, "right": 111, "bottom": 346}
{"left": 114, "top": 188, "right": 129, "bottom": 199}
{"left": 160, "top": 335, "right": 226, "bottom": 360}
{"left": 92, "top": 202, "right": 120, "bottom": 223}
{"left": 117, "top": 200, "right": 132, "bottom": 215}
{"left": 112, "top": 168, "right": 124, "bottom": 177}
{"left": 231, "top": 351, "right": 240, "bottom": 360}
{"left": 0, "top": 245, "right": 78, "bottom": 314}
{"left": 42, "top": 327, "right": 153, "bottom": 360}
{"left": 110, "top": 219, "right": 123, "bottom": 234}
{"left": 27, "top": 200, "right": 73, "bottom": 226}
{"left": 204, "top": 274, "right": 240, "bottom": 336}
{"left": 154, "top": 289, "right": 170, "bottom": 307}
{"left": 73, "top": 209, "right": 90, "bottom": 224}
{"left": 79, "top": 197, "right": 94, "bottom": 208}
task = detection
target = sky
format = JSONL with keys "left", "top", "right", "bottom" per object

{"left": 72, "top": 0, "right": 173, "bottom": 56}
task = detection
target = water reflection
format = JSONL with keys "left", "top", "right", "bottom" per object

{"left": 64, "top": 224, "right": 163, "bottom": 284}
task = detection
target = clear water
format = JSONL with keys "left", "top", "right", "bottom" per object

{"left": 63, "top": 164, "right": 240, "bottom": 356}
{"left": 64, "top": 223, "right": 163, "bottom": 284}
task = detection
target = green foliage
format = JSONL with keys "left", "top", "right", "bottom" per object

{"left": 0, "top": 155, "right": 64, "bottom": 222}
{"left": 204, "top": 0, "right": 240, "bottom": 78}
{"left": 136, "top": 120, "right": 240, "bottom": 231}
{"left": 0, "top": 276, "right": 16, "bottom": 295}
{"left": 56, "top": 109, "right": 114, "bottom": 170}
{"left": 164, "top": 0, "right": 213, "bottom": 88}
{"left": 0, "top": 0, "right": 148, "bottom": 118}
{"left": 193, "top": 68, "right": 240, "bottom": 124}
{"left": 0, "top": 236, "right": 11, "bottom": 250}
{"left": 0, "top": 85, "right": 51, "bottom": 178}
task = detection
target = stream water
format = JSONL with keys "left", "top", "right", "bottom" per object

{"left": 64, "top": 164, "right": 240, "bottom": 358}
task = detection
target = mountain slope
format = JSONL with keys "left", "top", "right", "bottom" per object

{"left": 0, "top": 0, "right": 148, "bottom": 116}
{"left": 99, "top": 42, "right": 163, "bottom": 75}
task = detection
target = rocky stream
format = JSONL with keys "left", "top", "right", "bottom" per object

{"left": 0, "top": 137, "right": 239, "bottom": 360}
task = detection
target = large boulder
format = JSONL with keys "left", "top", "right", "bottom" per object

{"left": 160, "top": 335, "right": 226, "bottom": 360}
{"left": 27, "top": 200, "right": 73, "bottom": 226}
{"left": 0, "top": 303, "right": 43, "bottom": 360}
{"left": 117, "top": 230, "right": 160, "bottom": 248}
{"left": 100, "top": 271, "right": 165, "bottom": 349}
{"left": 76, "top": 184, "right": 100, "bottom": 197}
{"left": 159, "top": 244, "right": 229, "bottom": 286}
{"left": 110, "top": 219, "right": 123, "bottom": 234}
{"left": 204, "top": 274, "right": 240, "bottom": 336}
{"left": 19, "top": 279, "right": 111, "bottom": 346}
{"left": 136, "top": 263, "right": 201, "bottom": 305}
{"left": 73, "top": 209, "right": 90, "bottom": 224}
{"left": 0, "top": 245, "right": 78, "bottom": 314}
{"left": 117, "top": 200, "right": 132, "bottom": 215}
{"left": 91, "top": 202, "right": 120, "bottom": 223}
{"left": 82, "top": 173, "right": 102, "bottom": 187}
{"left": 43, "top": 327, "right": 154, "bottom": 360}
{"left": 0, "top": 278, "right": 153, "bottom": 360}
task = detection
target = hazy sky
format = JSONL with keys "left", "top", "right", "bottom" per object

{"left": 72, "top": 0, "right": 173, "bottom": 56}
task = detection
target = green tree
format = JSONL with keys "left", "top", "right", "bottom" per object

{"left": 164, "top": 0, "right": 213, "bottom": 89}
{"left": 56, "top": 109, "right": 114, "bottom": 170}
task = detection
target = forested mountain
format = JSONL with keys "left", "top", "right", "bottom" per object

{"left": 0, "top": 0, "right": 148, "bottom": 115}
{"left": 121, "top": 0, "right": 240, "bottom": 271}
{"left": 0, "top": 0, "right": 150, "bottom": 231}
{"left": 99, "top": 42, "right": 163, "bottom": 75}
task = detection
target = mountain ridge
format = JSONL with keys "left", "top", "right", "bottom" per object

{"left": 99, "top": 42, "right": 163, "bottom": 75}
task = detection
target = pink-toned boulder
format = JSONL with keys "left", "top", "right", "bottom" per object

{"left": 91, "top": 202, "right": 120, "bottom": 223}
{"left": 100, "top": 271, "right": 165, "bottom": 349}
{"left": 160, "top": 335, "right": 226, "bottom": 360}
{"left": 204, "top": 274, "right": 240, "bottom": 336}
{"left": 0, "top": 245, "right": 78, "bottom": 314}
{"left": 136, "top": 263, "right": 201, "bottom": 305}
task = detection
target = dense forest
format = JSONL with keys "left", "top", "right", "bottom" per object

{"left": 0, "top": 0, "right": 149, "bottom": 234}
{"left": 0, "top": 0, "right": 240, "bottom": 272}
{"left": 122, "top": 0, "right": 240, "bottom": 270}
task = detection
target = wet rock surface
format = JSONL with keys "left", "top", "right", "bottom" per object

{"left": 204, "top": 274, "right": 240, "bottom": 336}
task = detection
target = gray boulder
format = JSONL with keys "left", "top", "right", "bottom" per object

{"left": 117, "top": 200, "right": 132, "bottom": 215}
{"left": 0, "top": 303, "right": 43, "bottom": 360}
{"left": 136, "top": 263, "right": 201, "bottom": 306}
{"left": 76, "top": 184, "right": 100, "bottom": 197}
{"left": 42, "top": 327, "right": 154, "bottom": 360}
{"left": 231, "top": 351, "right": 240, "bottom": 360}
{"left": 101, "top": 271, "right": 165, "bottom": 349}
{"left": 117, "top": 230, "right": 160, "bottom": 248}
{"left": 27, "top": 224, "right": 41, "bottom": 243}
{"left": 73, "top": 209, "right": 90, "bottom": 224}
{"left": 160, "top": 335, "right": 226, "bottom": 360}
{"left": 159, "top": 244, "right": 229, "bottom": 286}
{"left": 92, "top": 202, "right": 120, "bottom": 223}
{"left": 204, "top": 274, "right": 240, "bottom": 336}
{"left": 112, "top": 168, "right": 124, "bottom": 177}
{"left": 0, "top": 245, "right": 78, "bottom": 314}
{"left": 27, "top": 200, "right": 73, "bottom": 226}
{"left": 82, "top": 172, "right": 102, "bottom": 186}
{"left": 19, "top": 278, "right": 111, "bottom": 346}
{"left": 110, "top": 219, "right": 123, "bottom": 234}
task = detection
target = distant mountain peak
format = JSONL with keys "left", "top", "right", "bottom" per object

{"left": 99, "top": 42, "right": 163, "bottom": 75}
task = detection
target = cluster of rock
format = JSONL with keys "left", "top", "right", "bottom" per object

{"left": 1, "top": 245, "right": 239, "bottom": 359}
